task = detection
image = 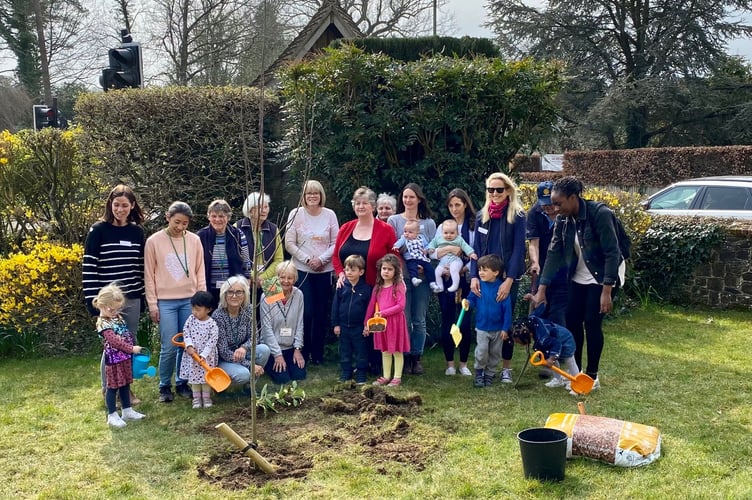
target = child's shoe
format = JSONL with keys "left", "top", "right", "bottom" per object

{"left": 192, "top": 395, "right": 202, "bottom": 409}
{"left": 202, "top": 391, "right": 213, "bottom": 408}
{"left": 121, "top": 407, "right": 145, "bottom": 421}
{"left": 545, "top": 377, "right": 568, "bottom": 388}
{"left": 483, "top": 374, "right": 494, "bottom": 386}
{"left": 430, "top": 282, "right": 443, "bottom": 293}
{"left": 411, "top": 277, "right": 422, "bottom": 287}
{"left": 373, "top": 377, "right": 390, "bottom": 386}
{"left": 387, "top": 378, "right": 401, "bottom": 387}
{"left": 107, "top": 411, "right": 127, "bottom": 428}
{"left": 473, "top": 369, "right": 485, "bottom": 388}
{"left": 447, "top": 282, "right": 459, "bottom": 293}
{"left": 500, "top": 368, "right": 513, "bottom": 384}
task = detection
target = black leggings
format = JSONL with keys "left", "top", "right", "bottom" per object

{"left": 105, "top": 385, "right": 131, "bottom": 414}
{"left": 439, "top": 277, "right": 472, "bottom": 363}
{"left": 565, "top": 281, "right": 613, "bottom": 377}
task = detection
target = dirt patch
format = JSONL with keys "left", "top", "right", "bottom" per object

{"left": 196, "top": 383, "right": 428, "bottom": 489}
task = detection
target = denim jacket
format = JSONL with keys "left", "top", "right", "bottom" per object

{"left": 540, "top": 198, "right": 622, "bottom": 287}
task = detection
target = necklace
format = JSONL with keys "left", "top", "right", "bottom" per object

{"left": 165, "top": 229, "right": 189, "bottom": 277}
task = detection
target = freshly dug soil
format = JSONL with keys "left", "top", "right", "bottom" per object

{"left": 196, "top": 383, "right": 428, "bottom": 489}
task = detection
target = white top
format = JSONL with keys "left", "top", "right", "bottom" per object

{"left": 285, "top": 206, "right": 339, "bottom": 273}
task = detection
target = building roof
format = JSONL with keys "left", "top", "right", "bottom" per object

{"left": 253, "top": 0, "right": 364, "bottom": 88}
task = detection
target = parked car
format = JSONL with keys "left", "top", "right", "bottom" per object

{"left": 642, "top": 176, "right": 752, "bottom": 219}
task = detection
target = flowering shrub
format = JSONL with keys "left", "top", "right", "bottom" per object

{"left": 0, "top": 238, "right": 92, "bottom": 355}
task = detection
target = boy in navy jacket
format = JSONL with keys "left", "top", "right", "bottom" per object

{"left": 331, "top": 255, "right": 372, "bottom": 384}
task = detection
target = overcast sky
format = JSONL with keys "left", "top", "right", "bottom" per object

{"left": 444, "top": 0, "right": 752, "bottom": 61}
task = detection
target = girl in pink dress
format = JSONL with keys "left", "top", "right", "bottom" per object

{"left": 364, "top": 254, "right": 410, "bottom": 387}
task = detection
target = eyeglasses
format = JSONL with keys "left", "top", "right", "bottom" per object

{"left": 486, "top": 187, "right": 508, "bottom": 194}
{"left": 226, "top": 290, "right": 245, "bottom": 297}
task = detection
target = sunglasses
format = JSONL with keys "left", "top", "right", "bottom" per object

{"left": 486, "top": 187, "right": 508, "bottom": 194}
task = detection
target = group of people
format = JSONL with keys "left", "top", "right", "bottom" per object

{"left": 84, "top": 174, "right": 627, "bottom": 427}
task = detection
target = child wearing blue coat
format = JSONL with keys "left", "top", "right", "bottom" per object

{"left": 466, "top": 254, "right": 512, "bottom": 387}
{"left": 511, "top": 304, "right": 579, "bottom": 390}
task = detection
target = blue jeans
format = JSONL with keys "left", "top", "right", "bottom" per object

{"left": 338, "top": 325, "right": 368, "bottom": 382}
{"left": 405, "top": 274, "right": 430, "bottom": 356}
{"left": 157, "top": 298, "right": 191, "bottom": 389}
{"left": 218, "top": 344, "right": 271, "bottom": 386}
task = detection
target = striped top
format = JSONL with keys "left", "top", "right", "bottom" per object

{"left": 83, "top": 221, "right": 145, "bottom": 314}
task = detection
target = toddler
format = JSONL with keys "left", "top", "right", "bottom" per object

{"left": 466, "top": 254, "right": 512, "bottom": 388}
{"left": 332, "top": 255, "right": 372, "bottom": 384}
{"left": 511, "top": 304, "right": 579, "bottom": 391}
{"left": 93, "top": 283, "right": 146, "bottom": 428}
{"left": 364, "top": 254, "right": 410, "bottom": 387}
{"left": 428, "top": 219, "right": 477, "bottom": 293}
{"left": 179, "top": 291, "right": 219, "bottom": 408}
{"left": 392, "top": 219, "right": 440, "bottom": 291}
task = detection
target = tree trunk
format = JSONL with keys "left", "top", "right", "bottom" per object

{"left": 31, "top": 0, "right": 52, "bottom": 104}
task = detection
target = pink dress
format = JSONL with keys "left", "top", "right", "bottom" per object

{"left": 364, "top": 282, "right": 410, "bottom": 354}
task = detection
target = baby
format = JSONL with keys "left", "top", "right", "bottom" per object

{"left": 392, "top": 219, "right": 439, "bottom": 291}
{"left": 427, "top": 219, "right": 477, "bottom": 293}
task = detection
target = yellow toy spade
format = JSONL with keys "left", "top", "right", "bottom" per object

{"left": 450, "top": 299, "right": 470, "bottom": 347}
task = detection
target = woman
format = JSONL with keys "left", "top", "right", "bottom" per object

{"left": 332, "top": 186, "right": 397, "bottom": 375}
{"left": 214, "top": 275, "right": 271, "bottom": 386}
{"left": 197, "top": 199, "right": 251, "bottom": 309}
{"left": 376, "top": 192, "right": 397, "bottom": 222}
{"left": 436, "top": 188, "right": 476, "bottom": 377}
{"left": 261, "top": 261, "right": 307, "bottom": 385}
{"left": 332, "top": 187, "right": 397, "bottom": 287}
{"left": 285, "top": 180, "right": 339, "bottom": 365}
{"left": 83, "top": 184, "right": 145, "bottom": 404}
{"left": 388, "top": 183, "right": 436, "bottom": 375}
{"left": 236, "top": 192, "right": 284, "bottom": 289}
{"left": 145, "top": 201, "right": 206, "bottom": 403}
{"left": 470, "top": 172, "right": 526, "bottom": 384}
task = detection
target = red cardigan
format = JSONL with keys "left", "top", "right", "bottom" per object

{"left": 333, "top": 218, "right": 398, "bottom": 286}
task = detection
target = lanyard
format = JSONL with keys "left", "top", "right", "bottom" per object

{"left": 165, "top": 229, "right": 189, "bottom": 277}
{"left": 276, "top": 295, "right": 293, "bottom": 326}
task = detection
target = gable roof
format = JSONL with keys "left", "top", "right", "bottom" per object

{"left": 253, "top": 0, "right": 364, "bottom": 88}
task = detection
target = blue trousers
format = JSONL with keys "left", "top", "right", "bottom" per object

{"left": 157, "top": 298, "right": 190, "bottom": 389}
{"left": 338, "top": 325, "right": 368, "bottom": 382}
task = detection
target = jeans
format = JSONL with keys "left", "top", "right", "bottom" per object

{"left": 218, "top": 344, "right": 271, "bottom": 386}
{"left": 338, "top": 325, "right": 368, "bottom": 382}
{"left": 157, "top": 298, "right": 191, "bottom": 389}
{"left": 405, "top": 275, "right": 430, "bottom": 356}
{"left": 296, "top": 270, "right": 332, "bottom": 363}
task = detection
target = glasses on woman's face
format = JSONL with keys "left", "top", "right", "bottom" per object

{"left": 487, "top": 187, "right": 507, "bottom": 194}
{"left": 226, "top": 289, "right": 245, "bottom": 297}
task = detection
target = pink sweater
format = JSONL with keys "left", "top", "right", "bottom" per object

{"left": 144, "top": 230, "right": 206, "bottom": 310}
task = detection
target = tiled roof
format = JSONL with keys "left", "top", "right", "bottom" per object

{"left": 253, "top": 0, "right": 364, "bottom": 88}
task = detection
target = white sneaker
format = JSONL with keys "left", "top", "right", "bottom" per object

{"left": 445, "top": 367, "right": 456, "bottom": 376}
{"left": 501, "top": 368, "right": 513, "bottom": 383}
{"left": 121, "top": 407, "right": 145, "bottom": 421}
{"left": 430, "top": 282, "right": 443, "bottom": 293}
{"left": 107, "top": 412, "right": 127, "bottom": 429}
{"left": 447, "top": 283, "right": 459, "bottom": 293}
{"left": 545, "top": 377, "right": 568, "bottom": 388}
{"left": 459, "top": 366, "right": 472, "bottom": 376}
{"left": 411, "top": 277, "right": 422, "bottom": 287}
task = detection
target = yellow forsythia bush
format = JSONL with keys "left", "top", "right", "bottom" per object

{"left": 0, "top": 238, "right": 92, "bottom": 354}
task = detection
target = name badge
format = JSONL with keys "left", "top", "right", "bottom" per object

{"left": 215, "top": 280, "right": 225, "bottom": 289}
{"left": 119, "top": 240, "right": 132, "bottom": 247}
{"left": 478, "top": 227, "right": 488, "bottom": 235}
{"left": 280, "top": 327, "right": 293, "bottom": 337}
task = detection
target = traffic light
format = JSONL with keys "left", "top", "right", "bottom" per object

{"left": 101, "top": 42, "right": 142, "bottom": 91}
{"left": 33, "top": 104, "right": 58, "bottom": 130}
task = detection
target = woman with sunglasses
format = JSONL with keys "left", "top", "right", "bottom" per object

{"left": 470, "top": 172, "right": 526, "bottom": 384}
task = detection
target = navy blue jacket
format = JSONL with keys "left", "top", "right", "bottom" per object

{"left": 471, "top": 209, "right": 526, "bottom": 281}
{"left": 331, "top": 277, "right": 372, "bottom": 329}
{"left": 197, "top": 224, "right": 250, "bottom": 283}
{"left": 528, "top": 305, "right": 575, "bottom": 359}
{"left": 525, "top": 205, "right": 566, "bottom": 287}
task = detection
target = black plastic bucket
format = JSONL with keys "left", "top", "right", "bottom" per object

{"left": 517, "top": 427, "right": 568, "bottom": 481}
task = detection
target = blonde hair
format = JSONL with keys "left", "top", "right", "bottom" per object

{"left": 351, "top": 186, "right": 376, "bottom": 210}
{"left": 302, "top": 180, "right": 326, "bottom": 207}
{"left": 481, "top": 172, "right": 524, "bottom": 224}
{"left": 276, "top": 260, "right": 298, "bottom": 282}
{"left": 92, "top": 283, "right": 125, "bottom": 312}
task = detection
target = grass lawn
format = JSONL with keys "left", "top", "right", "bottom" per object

{"left": 1, "top": 304, "right": 751, "bottom": 499}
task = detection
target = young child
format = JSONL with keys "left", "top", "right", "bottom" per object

{"left": 511, "top": 304, "right": 580, "bottom": 391}
{"left": 331, "top": 255, "right": 372, "bottom": 384}
{"left": 179, "top": 291, "right": 219, "bottom": 409}
{"left": 427, "top": 219, "right": 478, "bottom": 293}
{"left": 364, "top": 254, "right": 410, "bottom": 387}
{"left": 93, "top": 283, "right": 146, "bottom": 428}
{"left": 392, "top": 219, "right": 441, "bottom": 292}
{"left": 466, "top": 254, "right": 512, "bottom": 388}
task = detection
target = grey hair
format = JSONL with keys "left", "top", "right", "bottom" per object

{"left": 242, "top": 192, "right": 271, "bottom": 218}
{"left": 276, "top": 260, "right": 298, "bottom": 282}
{"left": 351, "top": 186, "right": 376, "bottom": 209}
{"left": 166, "top": 201, "right": 193, "bottom": 219}
{"left": 207, "top": 199, "right": 232, "bottom": 218}
{"left": 219, "top": 275, "right": 250, "bottom": 309}
{"left": 377, "top": 192, "right": 397, "bottom": 210}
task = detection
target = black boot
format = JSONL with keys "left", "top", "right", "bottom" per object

{"left": 404, "top": 354, "right": 414, "bottom": 375}
{"left": 412, "top": 356, "right": 424, "bottom": 375}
